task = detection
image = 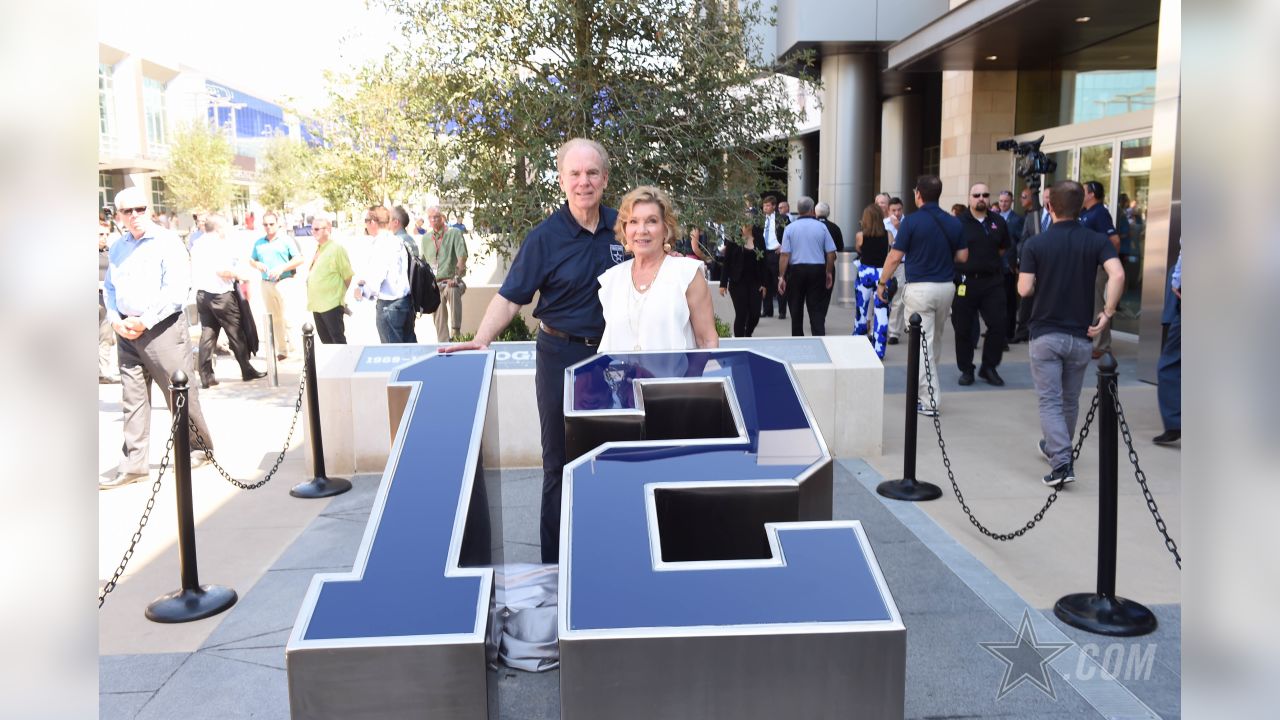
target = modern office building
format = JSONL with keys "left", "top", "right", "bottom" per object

{"left": 769, "top": 0, "right": 1179, "bottom": 380}
{"left": 97, "top": 41, "right": 300, "bottom": 223}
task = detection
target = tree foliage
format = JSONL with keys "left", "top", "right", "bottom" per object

{"left": 257, "top": 134, "right": 315, "bottom": 213}
{"left": 163, "top": 120, "right": 234, "bottom": 213}
{"left": 357, "top": 0, "right": 812, "bottom": 257}
{"left": 309, "top": 62, "right": 430, "bottom": 213}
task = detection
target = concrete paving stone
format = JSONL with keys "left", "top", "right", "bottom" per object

{"left": 496, "top": 665, "right": 562, "bottom": 720}
{"left": 199, "top": 568, "right": 323, "bottom": 650}
{"left": 99, "top": 691, "right": 153, "bottom": 720}
{"left": 833, "top": 459, "right": 926, "bottom": 546}
{"left": 135, "top": 651, "right": 288, "bottom": 720}
{"left": 269, "top": 514, "right": 370, "bottom": 571}
{"left": 1043, "top": 603, "right": 1181, "bottom": 720}
{"left": 99, "top": 652, "right": 189, "bottom": 693}
{"left": 899, "top": 609, "right": 1098, "bottom": 719}
{"left": 207, "top": 645, "right": 287, "bottom": 671}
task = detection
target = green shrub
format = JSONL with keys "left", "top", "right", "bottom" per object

{"left": 497, "top": 313, "right": 535, "bottom": 341}
{"left": 714, "top": 314, "right": 732, "bottom": 338}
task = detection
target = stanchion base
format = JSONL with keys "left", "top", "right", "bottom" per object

{"left": 145, "top": 585, "right": 237, "bottom": 624}
{"left": 877, "top": 478, "right": 943, "bottom": 501}
{"left": 290, "top": 475, "right": 352, "bottom": 499}
{"left": 1054, "top": 593, "right": 1158, "bottom": 637}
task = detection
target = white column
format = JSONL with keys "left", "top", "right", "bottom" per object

{"left": 879, "top": 94, "right": 922, "bottom": 202}
{"left": 787, "top": 138, "right": 806, "bottom": 206}
{"left": 817, "top": 52, "right": 876, "bottom": 243}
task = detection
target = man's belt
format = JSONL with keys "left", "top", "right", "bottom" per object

{"left": 539, "top": 322, "right": 601, "bottom": 347}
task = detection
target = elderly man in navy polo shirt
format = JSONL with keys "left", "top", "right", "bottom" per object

{"left": 776, "top": 196, "right": 836, "bottom": 336}
{"left": 443, "top": 138, "right": 624, "bottom": 563}
{"left": 878, "top": 175, "right": 968, "bottom": 416}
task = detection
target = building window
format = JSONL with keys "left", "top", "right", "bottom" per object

{"left": 151, "top": 177, "right": 170, "bottom": 215}
{"left": 922, "top": 145, "right": 940, "bottom": 177}
{"left": 99, "top": 63, "right": 117, "bottom": 155}
{"left": 1071, "top": 71, "right": 1156, "bottom": 125}
{"left": 143, "top": 77, "right": 168, "bottom": 153}
{"left": 231, "top": 186, "right": 251, "bottom": 222}
{"left": 99, "top": 172, "right": 117, "bottom": 212}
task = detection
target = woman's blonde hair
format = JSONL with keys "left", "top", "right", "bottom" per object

{"left": 615, "top": 185, "right": 681, "bottom": 251}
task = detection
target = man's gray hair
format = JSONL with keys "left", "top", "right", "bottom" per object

{"left": 392, "top": 205, "right": 410, "bottom": 229}
{"left": 796, "top": 196, "right": 816, "bottom": 215}
{"left": 556, "top": 138, "right": 610, "bottom": 174}
{"left": 202, "top": 214, "right": 227, "bottom": 235}
{"left": 815, "top": 201, "right": 831, "bottom": 218}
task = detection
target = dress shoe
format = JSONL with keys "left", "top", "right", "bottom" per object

{"left": 958, "top": 371, "right": 975, "bottom": 386}
{"left": 1010, "top": 333, "right": 1028, "bottom": 344}
{"left": 887, "top": 336, "right": 900, "bottom": 345}
{"left": 200, "top": 377, "right": 219, "bottom": 389}
{"left": 978, "top": 366, "right": 1005, "bottom": 386}
{"left": 1152, "top": 429, "right": 1181, "bottom": 445}
{"left": 242, "top": 369, "right": 268, "bottom": 381}
{"left": 277, "top": 354, "right": 289, "bottom": 361}
{"left": 100, "top": 471, "right": 148, "bottom": 490}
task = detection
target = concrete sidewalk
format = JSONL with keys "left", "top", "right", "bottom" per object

{"left": 99, "top": 292, "right": 1182, "bottom": 718}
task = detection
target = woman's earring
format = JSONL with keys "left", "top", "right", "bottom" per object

{"left": 663, "top": 242, "right": 672, "bottom": 253}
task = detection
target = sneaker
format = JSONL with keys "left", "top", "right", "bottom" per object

{"left": 1036, "top": 439, "right": 1052, "bottom": 465}
{"left": 190, "top": 451, "right": 209, "bottom": 468}
{"left": 1042, "top": 464, "right": 1076, "bottom": 488}
{"left": 1152, "top": 429, "right": 1181, "bottom": 445}
{"left": 916, "top": 401, "right": 938, "bottom": 418}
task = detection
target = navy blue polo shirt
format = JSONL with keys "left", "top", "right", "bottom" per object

{"left": 500, "top": 203, "right": 624, "bottom": 337}
{"left": 891, "top": 203, "right": 965, "bottom": 282}
{"left": 1079, "top": 203, "right": 1117, "bottom": 238}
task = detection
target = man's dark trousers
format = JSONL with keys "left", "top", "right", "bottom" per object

{"left": 951, "top": 274, "right": 1006, "bottom": 373}
{"left": 312, "top": 306, "right": 347, "bottom": 344}
{"left": 786, "top": 264, "right": 829, "bottom": 336}
{"left": 761, "top": 249, "right": 784, "bottom": 318}
{"left": 1157, "top": 304, "right": 1181, "bottom": 431}
{"left": 534, "top": 329, "right": 599, "bottom": 563}
{"left": 196, "top": 289, "right": 257, "bottom": 382}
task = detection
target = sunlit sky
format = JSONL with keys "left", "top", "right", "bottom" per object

{"left": 98, "top": 0, "right": 401, "bottom": 112}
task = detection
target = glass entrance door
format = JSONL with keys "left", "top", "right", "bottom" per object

{"left": 1115, "top": 138, "right": 1152, "bottom": 333}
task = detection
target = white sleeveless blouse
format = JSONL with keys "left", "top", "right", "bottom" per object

{"left": 597, "top": 256, "right": 703, "bottom": 353}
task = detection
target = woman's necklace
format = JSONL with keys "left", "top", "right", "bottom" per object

{"left": 631, "top": 257, "right": 662, "bottom": 292}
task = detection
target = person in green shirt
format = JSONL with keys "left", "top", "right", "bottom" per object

{"left": 305, "top": 215, "right": 354, "bottom": 344}
{"left": 422, "top": 205, "right": 469, "bottom": 342}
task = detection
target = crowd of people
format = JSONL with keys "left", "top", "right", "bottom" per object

{"left": 100, "top": 137, "right": 1180, "bottom": 544}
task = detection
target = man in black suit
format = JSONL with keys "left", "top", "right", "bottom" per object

{"left": 754, "top": 195, "right": 787, "bottom": 319}
{"left": 998, "top": 190, "right": 1024, "bottom": 341}
{"left": 1011, "top": 186, "right": 1051, "bottom": 343}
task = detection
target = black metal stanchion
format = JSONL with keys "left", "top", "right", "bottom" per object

{"left": 878, "top": 313, "right": 942, "bottom": 501}
{"left": 145, "top": 370, "right": 238, "bottom": 623}
{"left": 291, "top": 324, "right": 352, "bottom": 499}
{"left": 1054, "top": 353, "right": 1157, "bottom": 636}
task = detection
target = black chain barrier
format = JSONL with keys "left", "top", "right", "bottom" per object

{"left": 1109, "top": 378, "right": 1182, "bottom": 569}
{"left": 98, "top": 396, "right": 183, "bottom": 609}
{"left": 189, "top": 372, "right": 306, "bottom": 490}
{"left": 99, "top": 373, "right": 307, "bottom": 609}
{"left": 919, "top": 332, "right": 1096, "bottom": 541}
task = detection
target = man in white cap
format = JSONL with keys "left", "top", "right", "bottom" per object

{"left": 101, "top": 185, "right": 215, "bottom": 489}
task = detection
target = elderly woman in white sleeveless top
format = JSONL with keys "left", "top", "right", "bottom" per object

{"left": 597, "top": 185, "right": 719, "bottom": 354}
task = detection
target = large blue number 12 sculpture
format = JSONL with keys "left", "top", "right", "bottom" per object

{"left": 286, "top": 349, "right": 904, "bottom": 719}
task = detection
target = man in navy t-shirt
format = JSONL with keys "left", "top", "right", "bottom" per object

{"left": 877, "top": 174, "right": 967, "bottom": 416}
{"left": 442, "top": 138, "right": 624, "bottom": 562}
{"left": 1019, "top": 180, "right": 1124, "bottom": 488}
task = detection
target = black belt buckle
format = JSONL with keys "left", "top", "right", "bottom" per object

{"left": 584, "top": 336, "right": 600, "bottom": 348}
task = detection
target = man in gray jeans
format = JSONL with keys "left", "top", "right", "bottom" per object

{"left": 1018, "top": 180, "right": 1124, "bottom": 487}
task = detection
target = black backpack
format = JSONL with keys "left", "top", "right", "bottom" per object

{"left": 402, "top": 237, "right": 441, "bottom": 315}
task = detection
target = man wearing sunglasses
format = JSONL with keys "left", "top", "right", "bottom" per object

{"left": 101, "top": 186, "right": 215, "bottom": 489}
{"left": 248, "top": 211, "right": 303, "bottom": 360}
{"left": 951, "top": 182, "right": 1011, "bottom": 387}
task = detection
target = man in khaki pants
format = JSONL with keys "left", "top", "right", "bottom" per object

{"left": 422, "top": 206, "right": 468, "bottom": 342}
{"left": 248, "top": 211, "right": 302, "bottom": 360}
{"left": 878, "top": 175, "right": 968, "bottom": 416}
